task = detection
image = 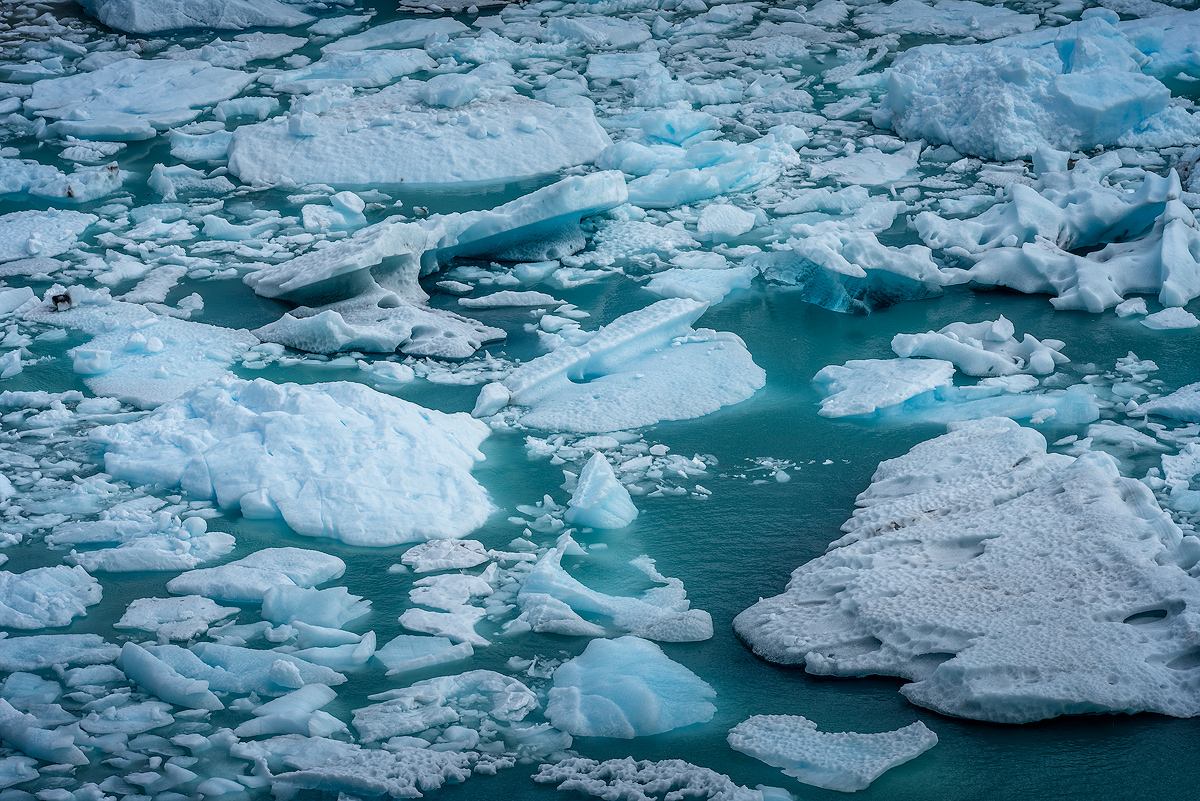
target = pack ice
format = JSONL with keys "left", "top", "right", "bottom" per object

{"left": 95, "top": 376, "right": 493, "bottom": 545}
{"left": 735, "top": 418, "right": 1200, "bottom": 723}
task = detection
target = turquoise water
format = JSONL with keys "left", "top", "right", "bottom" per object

{"left": 2, "top": 0, "right": 1200, "bottom": 799}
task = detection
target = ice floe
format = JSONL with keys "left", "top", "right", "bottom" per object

{"left": 76, "top": 0, "right": 315, "bottom": 33}
{"left": 165, "top": 547, "right": 346, "bottom": 603}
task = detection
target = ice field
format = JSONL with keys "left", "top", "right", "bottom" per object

{"left": 0, "top": 0, "right": 1198, "bottom": 798}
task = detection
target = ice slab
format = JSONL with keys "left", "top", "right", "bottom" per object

{"left": 729, "top": 715, "right": 937, "bottom": 792}
{"left": 891, "top": 316, "right": 1069, "bottom": 376}
{"left": 261, "top": 49, "right": 435, "bottom": 94}
{"left": 493, "top": 297, "right": 765, "bottom": 432}
{"left": 25, "top": 286, "right": 257, "bottom": 410}
{"left": 1139, "top": 382, "right": 1200, "bottom": 422}
{"left": 321, "top": 18, "right": 469, "bottom": 53}
{"left": 0, "top": 565, "right": 101, "bottom": 629}
{"left": 164, "top": 547, "right": 346, "bottom": 603}
{"left": 644, "top": 265, "right": 757, "bottom": 305}
{"left": 262, "top": 585, "right": 370, "bottom": 629}
{"left": 25, "top": 58, "right": 254, "bottom": 141}
{"left": 735, "top": 418, "right": 1200, "bottom": 723}
{"left": 546, "top": 636, "right": 716, "bottom": 738}
{"left": 814, "top": 359, "right": 956, "bottom": 418}
{"left": 52, "top": 511, "right": 235, "bottom": 572}
{"left": 97, "top": 376, "right": 493, "bottom": 546}
{"left": 518, "top": 535, "right": 713, "bottom": 642}
{"left": 856, "top": 0, "right": 1037, "bottom": 39}
{"left": 119, "top": 641, "right": 224, "bottom": 711}
{"left": 229, "top": 88, "right": 611, "bottom": 189}
{"left": 114, "top": 596, "right": 237, "bottom": 641}
{"left": 402, "top": 539, "right": 491, "bottom": 573}
{"left": 375, "top": 634, "right": 473, "bottom": 677}
{"left": 76, "top": 0, "right": 315, "bottom": 33}
{"left": 0, "top": 634, "right": 118, "bottom": 671}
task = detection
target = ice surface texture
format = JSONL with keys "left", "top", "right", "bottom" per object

{"left": 735, "top": 418, "right": 1200, "bottom": 723}
{"left": 728, "top": 715, "right": 938, "bottom": 792}
{"left": 96, "top": 376, "right": 493, "bottom": 546}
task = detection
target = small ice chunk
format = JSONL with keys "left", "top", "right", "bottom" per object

{"left": 565, "top": 452, "right": 638, "bottom": 529}
{"left": 1142, "top": 307, "right": 1200, "bottom": 329}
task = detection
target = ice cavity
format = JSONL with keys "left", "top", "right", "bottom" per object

{"left": 25, "top": 58, "right": 253, "bottom": 141}
{"left": 877, "top": 13, "right": 1200, "bottom": 160}
{"left": 734, "top": 418, "right": 1200, "bottom": 723}
{"left": 76, "top": 0, "right": 315, "bottom": 33}
{"left": 247, "top": 171, "right": 626, "bottom": 359}
{"left": 95, "top": 376, "right": 493, "bottom": 546}
{"left": 516, "top": 534, "right": 713, "bottom": 642}
{"left": 165, "top": 547, "right": 346, "bottom": 603}
{"left": 546, "top": 636, "right": 716, "bottom": 738}
{"left": 916, "top": 153, "right": 1200, "bottom": 312}
{"left": 728, "top": 715, "right": 938, "bottom": 793}
{"left": 891, "top": 316, "right": 1069, "bottom": 376}
{"left": 479, "top": 298, "right": 765, "bottom": 433}
{"left": 228, "top": 81, "right": 612, "bottom": 189}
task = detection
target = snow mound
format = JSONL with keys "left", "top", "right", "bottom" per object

{"left": 735, "top": 417, "right": 1200, "bottom": 723}
{"left": 728, "top": 715, "right": 938, "bottom": 792}
{"left": 96, "top": 376, "right": 493, "bottom": 546}
{"left": 493, "top": 298, "right": 764, "bottom": 432}
{"left": 546, "top": 636, "right": 716, "bottom": 738}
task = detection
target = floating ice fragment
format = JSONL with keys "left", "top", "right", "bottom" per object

{"left": 115, "top": 596, "right": 237, "bottom": 641}
{"left": 76, "top": 0, "right": 315, "bottom": 33}
{"left": 565, "top": 453, "right": 638, "bottom": 529}
{"left": 814, "top": 359, "right": 956, "bottom": 418}
{"left": 165, "top": 547, "right": 346, "bottom": 603}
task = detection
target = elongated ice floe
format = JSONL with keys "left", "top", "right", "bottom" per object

{"left": 228, "top": 85, "right": 611, "bottom": 189}
{"left": 480, "top": 297, "right": 765, "bottom": 432}
{"left": 535, "top": 757, "right": 771, "bottom": 801}
{"left": 728, "top": 715, "right": 938, "bottom": 792}
{"left": 76, "top": 0, "right": 315, "bottom": 33}
{"left": 735, "top": 417, "right": 1200, "bottom": 723}
{"left": 164, "top": 547, "right": 346, "bottom": 603}
{"left": 25, "top": 58, "right": 254, "bottom": 140}
{"left": 96, "top": 377, "right": 493, "bottom": 546}
{"left": 546, "top": 636, "right": 716, "bottom": 738}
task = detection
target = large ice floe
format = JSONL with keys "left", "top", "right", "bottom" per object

{"left": 95, "top": 376, "right": 493, "bottom": 545}
{"left": 877, "top": 11, "right": 1200, "bottom": 160}
{"left": 735, "top": 418, "right": 1200, "bottom": 723}
{"left": 476, "top": 297, "right": 765, "bottom": 432}
{"left": 728, "top": 716, "right": 938, "bottom": 792}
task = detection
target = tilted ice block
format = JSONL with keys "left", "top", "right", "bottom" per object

{"left": 164, "top": 547, "right": 346, "bottom": 603}
{"left": 728, "top": 715, "right": 938, "bottom": 793}
{"left": 891, "top": 316, "right": 1069, "bottom": 376}
{"left": 119, "top": 642, "right": 223, "bottom": 711}
{"left": 498, "top": 298, "right": 765, "bottom": 432}
{"left": 97, "top": 377, "right": 493, "bottom": 546}
{"left": 0, "top": 698, "right": 87, "bottom": 765}
{"left": 262, "top": 585, "right": 370, "bottom": 629}
{"left": 814, "top": 359, "right": 956, "bottom": 418}
{"left": 735, "top": 417, "right": 1200, "bottom": 723}
{"left": 1139, "top": 381, "right": 1200, "bottom": 422}
{"left": 228, "top": 88, "right": 611, "bottom": 189}
{"left": 0, "top": 565, "right": 102, "bottom": 629}
{"left": 25, "top": 58, "right": 253, "bottom": 141}
{"left": 546, "top": 636, "right": 716, "bottom": 738}
{"left": 565, "top": 452, "right": 639, "bottom": 529}
{"left": 399, "top": 605, "right": 489, "bottom": 646}
{"left": 375, "top": 634, "right": 474, "bottom": 677}
{"left": 76, "top": 0, "right": 314, "bottom": 33}
{"left": 518, "top": 535, "right": 712, "bottom": 642}
{"left": 321, "top": 18, "right": 469, "bottom": 53}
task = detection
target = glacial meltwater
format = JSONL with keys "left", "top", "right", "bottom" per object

{"left": 0, "top": 0, "right": 1197, "bottom": 799}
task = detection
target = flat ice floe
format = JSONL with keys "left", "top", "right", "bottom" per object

{"left": 76, "top": 0, "right": 315, "bottom": 33}
{"left": 728, "top": 715, "right": 938, "bottom": 792}
{"left": 24, "top": 58, "right": 253, "bottom": 140}
{"left": 535, "top": 757, "right": 772, "bottom": 801}
{"left": 480, "top": 297, "right": 765, "bottom": 432}
{"left": 228, "top": 86, "right": 612, "bottom": 189}
{"left": 164, "top": 547, "right": 345, "bottom": 603}
{"left": 735, "top": 418, "right": 1200, "bottom": 723}
{"left": 0, "top": 565, "right": 101, "bottom": 628}
{"left": 546, "top": 636, "right": 716, "bottom": 738}
{"left": 96, "top": 376, "right": 493, "bottom": 545}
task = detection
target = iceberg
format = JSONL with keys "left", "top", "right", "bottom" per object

{"left": 728, "top": 715, "right": 938, "bottom": 792}
{"left": 75, "top": 0, "right": 315, "bottom": 33}
{"left": 96, "top": 377, "right": 493, "bottom": 546}
{"left": 735, "top": 418, "right": 1200, "bottom": 723}
{"left": 546, "top": 636, "right": 716, "bottom": 738}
